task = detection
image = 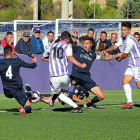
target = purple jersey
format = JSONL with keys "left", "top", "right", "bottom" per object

{"left": 116, "top": 33, "right": 140, "bottom": 67}
{"left": 49, "top": 41, "right": 72, "bottom": 77}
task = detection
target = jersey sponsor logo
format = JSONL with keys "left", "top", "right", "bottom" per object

{"left": 80, "top": 54, "right": 92, "bottom": 61}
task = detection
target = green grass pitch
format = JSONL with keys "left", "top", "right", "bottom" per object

{"left": 0, "top": 90, "right": 140, "bottom": 140}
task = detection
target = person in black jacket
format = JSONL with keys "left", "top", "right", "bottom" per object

{"left": 15, "top": 32, "right": 34, "bottom": 58}
{"left": 107, "top": 33, "right": 120, "bottom": 55}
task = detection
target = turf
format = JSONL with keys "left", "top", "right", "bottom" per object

{"left": 0, "top": 90, "right": 140, "bottom": 140}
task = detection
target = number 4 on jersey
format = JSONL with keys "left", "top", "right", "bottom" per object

{"left": 6, "top": 65, "right": 13, "bottom": 79}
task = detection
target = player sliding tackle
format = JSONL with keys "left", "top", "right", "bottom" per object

{"left": 102, "top": 22, "right": 140, "bottom": 109}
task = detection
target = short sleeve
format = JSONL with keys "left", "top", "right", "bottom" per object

{"left": 115, "top": 38, "right": 123, "bottom": 47}
{"left": 124, "top": 39, "right": 134, "bottom": 54}
{"left": 66, "top": 45, "right": 73, "bottom": 57}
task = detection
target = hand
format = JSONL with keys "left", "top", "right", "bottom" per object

{"left": 81, "top": 63, "right": 86, "bottom": 68}
{"left": 31, "top": 53, "right": 34, "bottom": 58}
{"left": 32, "top": 56, "right": 37, "bottom": 63}
{"left": 118, "top": 52, "right": 123, "bottom": 58}
{"left": 101, "top": 50, "right": 108, "bottom": 55}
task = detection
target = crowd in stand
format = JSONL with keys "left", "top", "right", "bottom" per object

{"left": 0, "top": 26, "right": 140, "bottom": 58}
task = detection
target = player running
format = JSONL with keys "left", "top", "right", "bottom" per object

{"left": 70, "top": 36, "right": 122, "bottom": 109}
{"left": 102, "top": 22, "right": 140, "bottom": 109}
{"left": 42, "top": 31, "right": 86, "bottom": 113}
{"left": 0, "top": 46, "right": 37, "bottom": 115}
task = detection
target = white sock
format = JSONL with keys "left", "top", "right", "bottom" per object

{"left": 123, "top": 84, "right": 132, "bottom": 103}
{"left": 58, "top": 93, "right": 78, "bottom": 108}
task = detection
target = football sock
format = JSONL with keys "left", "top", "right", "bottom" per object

{"left": 58, "top": 93, "right": 78, "bottom": 108}
{"left": 123, "top": 84, "right": 132, "bottom": 103}
{"left": 86, "top": 96, "right": 101, "bottom": 107}
{"left": 52, "top": 94, "right": 59, "bottom": 102}
{"left": 23, "top": 106, "right": 31, "bottom": 113}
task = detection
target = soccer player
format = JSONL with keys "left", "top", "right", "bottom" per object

{"left": 25, "top": 84, "right": 90, "bottom": 104}
{"left": 0, "top": 46, "right": 37, "bottom": 115}
{"left": 70, "top": 36, "right": 122, "bottom": 109}
{"left": 102, "top": 22, "right": 140, "bottom": 109}
{"left": 42, "top": 31, "right": 86, "bottom": 113}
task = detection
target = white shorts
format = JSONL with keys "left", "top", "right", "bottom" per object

{"left": 124, "top": 67, "right": 140, "bottom": 81}
{"left": 50, "top": 75, "right": 70, "bottom": 94}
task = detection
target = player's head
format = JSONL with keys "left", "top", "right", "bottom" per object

{"left": 121, "top": 22, "right": 131, "bottom": 37}
{"left": 60, "top": 31, "right": 71, "bottom": 44}
{"left": 134, "top": 32, "right": 140, "bottom": 42}
{"left": 82, "top": 36, "right": 92, "bottom": 52}
{"left": 4, "top": 46, "right": 13, "bottom": 58}
{"left": 88, "top": 28, "right": 94, "bottom": 38}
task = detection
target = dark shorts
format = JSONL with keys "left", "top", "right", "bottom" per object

{"left": 4, "top": 88, "right": 28, "bottom": 107}
{"left": 70, "top": 74, "right": 98, "bottom": 91}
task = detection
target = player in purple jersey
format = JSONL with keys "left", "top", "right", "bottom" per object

{"left": 42, "top": 31, "right": 86, "bottom": 113}
{"left": 102, "top": 22, "right": 140, "bottom": 109}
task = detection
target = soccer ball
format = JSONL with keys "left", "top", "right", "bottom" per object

{"left": 31, "top": 91, "right": 40, "bottom": 103}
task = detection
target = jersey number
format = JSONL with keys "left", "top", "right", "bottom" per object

{"left": 53, "top": 47, "right": 64, "bottom": 59}
{"left": 6, "top": 65, "right": 13, "bottom": 79}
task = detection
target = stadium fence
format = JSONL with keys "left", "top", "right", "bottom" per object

{"left": 1, "top": 19, "right": 140, "bottom": 45}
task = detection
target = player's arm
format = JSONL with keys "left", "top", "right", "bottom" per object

{"left": 68, "top": 56, "right": 86, "bottom": 68}
{"left": 41, "top": 48, "right": 50, "bottom": 61}
{"left": 117, "top": 53, "right": 128, "bottom": 61}
{"left": 72, "top": 95, "right": 87, "bottom": 103}
{"left": 20, "top": 57, "right": 37, "bottom": 68}
{"left": 99, "top": 52, "right": 123, "bottom": 61}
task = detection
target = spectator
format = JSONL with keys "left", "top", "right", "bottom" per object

{"left": 134, "top": 32, "right": 140, "bottom": 42}
{"left": 1, "top": 31, "right": 16, "bottom": 54}
{"left": 79, "top": 28, "right": 96, "bottom": 52}
{"left": 107, "top": 33, "right": 120, "bottom": 54}
{"left": 95, "top": 31, "right": 107, "bottom": 52}
{"left": 69, "top": 30, "right": 79, "bottom": 46}
{"left": 0, "top": 40, "right": 3, "bottom": 55}
{"left": 15, "top": 32, "right": 34, "bottom": 58}
{"left": 42, "top": 31, "right": 55, "bottom": 52}
{"left": 30, "top": 27, "right": 44, "bottom": 54}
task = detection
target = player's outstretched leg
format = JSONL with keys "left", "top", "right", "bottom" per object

{"left": 58, "top": 93, "right": 83, "bottom": 113}
{"left": 83, "top": 86, "right": 104, "bottom": 109}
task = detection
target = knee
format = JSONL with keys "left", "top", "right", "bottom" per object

{"left": 136, "top": 84, "right": 140, "bottom": 89}
{"left": 98, "top": 94, "right": 105, "bottom": 100}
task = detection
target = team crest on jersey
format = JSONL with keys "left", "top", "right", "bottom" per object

{"left": 75, "top": 89, "right": 78, "bottom": 94}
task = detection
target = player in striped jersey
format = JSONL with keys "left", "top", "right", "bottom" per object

{"left": 102, "top": 22, "right": 140, "bottom": 109}
{"left": 43, "top": 31, "right": 86, "bottom": 113}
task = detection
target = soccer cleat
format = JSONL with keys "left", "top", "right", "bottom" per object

{"left": 42, "top": 99, "right": 54, "bottom": 107}
{"left": 73, "top": 106, "right": 83, "bottom": 113}
{"left": 121, "top": 102, "right": 134, "bottom": 109}
{"left": 83, "top": 104, "right": 97, "bottom": 109}
{"left": 25, "top": 84, "right": 32, "bottom": 92}
{"left": 18, "top": 107, "right": 25, "bottom": 115}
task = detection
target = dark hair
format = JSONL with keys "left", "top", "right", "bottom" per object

{"left": 101, "top": 31, "right": 107, "bottom": 36}
{"left": 6, "top": 32, "right": 13, "bottom": 36}
{"left": 82, "top": 36, "right": 92, "bottom": 41}
{"left": 4, "top": 46, "right": 13, "bottom": 56}
{"left": 122, "top": 22, "right": 131, "bottom": 29}
{"left": 61, "top": 31, "right": 71, "bottom": 40}
{"left": 88, "top": 28, "right": 94, "bottom": 32}
{"left": 134, "top": 32, "right": 140, "bottom": 36}
{"left": 47, "top": 31, "right": 54, "bottom": 35}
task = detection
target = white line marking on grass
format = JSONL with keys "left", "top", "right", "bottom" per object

{"left": 0, "top": 111, "right": 7, "bottom": 112}
{"left": 89, "top": 93, "right": 140, "bottom": 96}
